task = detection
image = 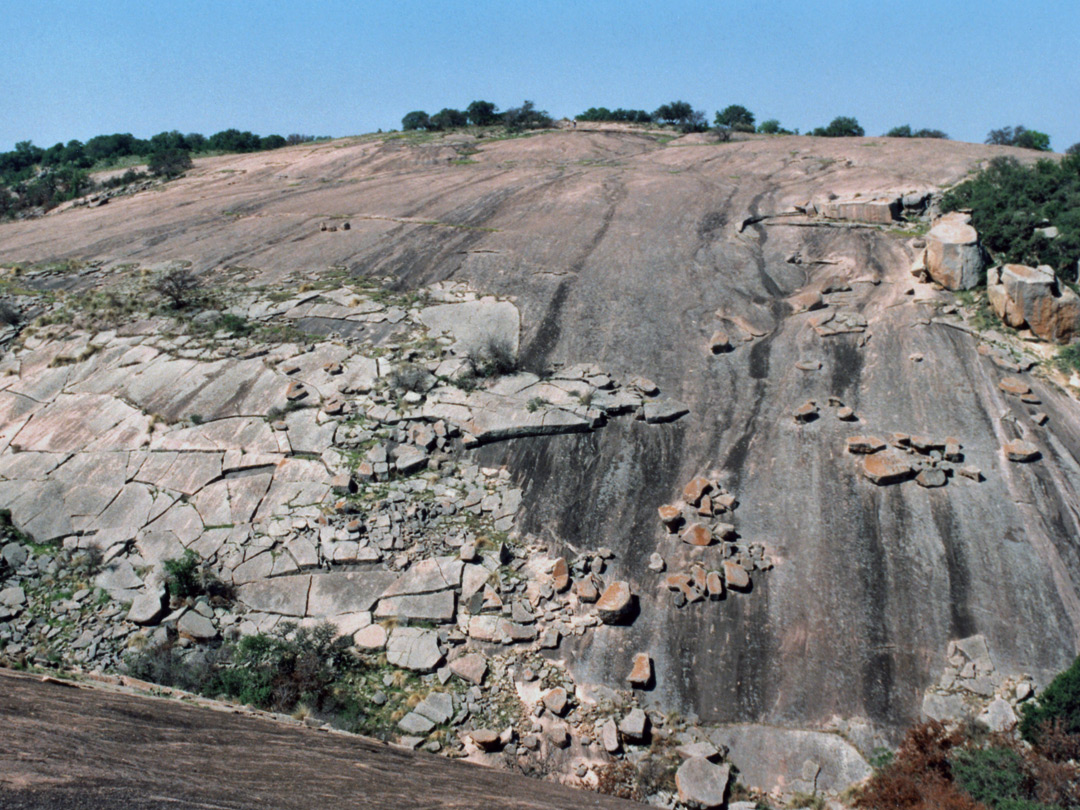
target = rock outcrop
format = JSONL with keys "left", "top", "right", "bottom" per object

{"left": 987, "top": 263, "right": 1080, "bottom": 343}
{"left": 925, "top": 211, "right": 984, "bottom": 290}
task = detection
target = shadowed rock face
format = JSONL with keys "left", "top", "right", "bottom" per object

{"left": 0, "top": 671, "right": 635, "bottom": 810}
{"left": 2, "top": 131, "right": 1078, "bottom": 757}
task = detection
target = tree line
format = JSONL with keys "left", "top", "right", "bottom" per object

{"left": 0, "top": 129, "right": 329, "bottom": 220}
{"left": 401, "top": 100, "right": 553, "bottom": 133}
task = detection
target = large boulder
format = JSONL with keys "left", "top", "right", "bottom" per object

{"left": 925, "top": 212, "right": 983, "bottom": 290}
{"left": 675, "top": 758, "right": 731, "bottom": 809}
{"left": 987, "top": 264, "right": 1080, "bottom": 343}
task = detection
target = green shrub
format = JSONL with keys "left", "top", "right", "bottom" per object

{"left": 952, "top": 747, "right": 1030, "bottom": 809}
{"left": 401, "top": 111, "right": 430, "bottom": 131}
{"left": 987, "top": 126, "right": 1052, "bottom": 151}
{"left": 163, "top": 550, "right": 202, "bottom": 598}
{"left": 502, "top": 100, "right": 553, "bottom": 133}
{"left": 942, "top": 155, "right": 1080, "bottom": 280}
{"left": 1055, "top": 344, "right": 1080, "bottom": 374}
{"left": 1020, "top": 656, "right": 1080, "bottom": 745}
{"left": 465, "top": 335, "right": 518, "bottom": 378}
{"left": 886, "top": 125, "right": 949, "bottom": 139}
{"left": 389, "top": 362, "right": 431, "bottom": 393}
{"left": 162, "top": 550, "right": 228, "bottom": 601}
{"left": 147, "top": 148, "right": 193, "bottom": 177}
{"left": 811, "top": 116, "right": 864, "bottom": 137}
{"left": 715, "top": 105, "right": 755, "bottom": 132}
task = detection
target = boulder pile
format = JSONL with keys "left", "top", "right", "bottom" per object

{"left": 987, "top": 264, "right": 1080, "bottom": 344}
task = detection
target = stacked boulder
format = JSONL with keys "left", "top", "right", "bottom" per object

{"left": 987, "top": 264, "right": 1080, "bottom": 344}
{"left": 920, "top": 211, "right": 985, "bottom": 290}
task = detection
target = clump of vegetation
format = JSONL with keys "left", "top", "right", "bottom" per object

{"left": 757, "top": 118, "right": 794, "bottom": 135}
{"left": 465, "top": 335, "right": 518, "bottom": 379}
{"left": 986, "top": 125, "right": 1052, "bottom": 152}
{"left": 715, "top": 104, "right": 756, "bottom": 133}
{"left": 942, "top": 154, "right": 1080, "bottom": 280}
{"left": 1020, "top": 656, "right": 1080, "bottom": 756}
{"left": 856, "top": 681, "right": 1080, "bottom": 810}
{"left": 389, "top": 362, "right": 432, "bottom": 393}
{"left": 163, "top": 550, "right": 228, "bottom": 601}
{"left": 147, "top": 148, "right": 193, "bottom": 178}
{"left": 502, "top": 100, "right": 554, "bottom": 133}
{"left": 653, "top": 100, "right": 708, "bottom": 133}
{"left": 125, "top": 622, "right": 370, "bottom": 730}
{"left": 151, "top": 267, "right": 202, "bottom": 309}
{"left": 886, "top": 125, "right": 949, "bottom": 139}
{"left": 525, "top": 396, "right": 548, "bottom": 412}
{"left": 0, "top": 300, "right": 19, "bottom": 327}
{"left": 576, "top": 107, "right": 653, "bottom": 124}
{"left": 811, "top": 116, "right": 865, "bottom": 137}
{"left": 0, "top": 128, "right": 303, "bottom": 220}
{"left": 1054, "top": 343, "right": 1080, "bottom": 375}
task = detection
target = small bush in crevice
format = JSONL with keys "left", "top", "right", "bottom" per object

{"left": 465, "top": 335, "right": 518, "bottom": 379}
{"left": 0, "top": 301, "right": 19, "bottom": 326}
{"left": 389, "top": 362, "right": 432, "bottom": 393}
{"left": 163, "top": 550, "right": 229, "bottom": 601}
{"left": 151, "top": 267, "right": 202, "bottom": 309}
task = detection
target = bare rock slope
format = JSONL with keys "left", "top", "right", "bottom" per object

{"left": 2, "top": 129, "right": 1079, "bottom": 793}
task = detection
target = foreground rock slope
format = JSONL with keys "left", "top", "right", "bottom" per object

{"left": 1, "top": 128, "right": 1079, "bottom": 800}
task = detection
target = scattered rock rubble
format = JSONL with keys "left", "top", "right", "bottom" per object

{"left": 922, "top": 634, "right": 1036, "bottom": 735}
{"left": 0, "top": 270, "right": 729, "bottom": 806}
{"left": 656, "top": 474, "right": 771, "bottom": 609}
{"left": 845, "top": 431, "right": 980, "bottom": 486}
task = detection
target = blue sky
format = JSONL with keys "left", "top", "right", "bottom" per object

{"left": 2, "top": 0, "right": 1077, "bottom": 152}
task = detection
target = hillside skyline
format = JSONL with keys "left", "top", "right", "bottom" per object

{"left": 2, "top": 0, "right": 1078, "bottom": 153}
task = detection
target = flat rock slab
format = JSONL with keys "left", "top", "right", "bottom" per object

{"left": 418, "top": 299, "right": 520, "bottom": 356}
{"left": 386, "top": 627, "right": 443, "bottom": 672}
{"left": 236, "top": 577, "right": 311, "bottom": 617}
{"left": 708, "top": 724, "right": 871, "bottom": 795}
{"left": 375, "top": 590, "right": 456, "bottom": 623}
{"left": 307, "top": 571, "right": 398, "bottom": 616}
{"left": 381, "top": 557, "right": 463, "bottom": 598}
{"left": 860, "top": 450, "right": 915, "bottom": 485}
{"left": 676, "top": 758, "right": 731, "bottom": 809}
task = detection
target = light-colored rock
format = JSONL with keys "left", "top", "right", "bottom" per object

{"left": 126, "top": 584, "right": 167, "bottom": 625}
{"left": 860, "top": 450, "right": 914, "bottom": 485}
{"left": 1004, "top": 440, "right": 1040, "bottom": 462}
{"left": 236, "top": 577, "right": 310, "bottom": 617}
{"left": 354, "top": 623, "right": 388, "bottom": 650}
{"left": 417, "top": 298, "right": 520, "bottom": 357}
{"left": 386, "top": 627, "right": 443, "bottom": 672}
{"left": 628, "top": 653, "right": 652, "bottom": 688}
{"left": 601, "top": 718, "right": 620, "bottom": 753}
{"left": 676, "top": 758, "right": 731, "bottom": 809}
{"left": 926, "top": 211, "right": 983, "bottom": 290}
{"left": 595, "top": 581, "right": 635, "bottom": 624}
{"left": 618, "top": 707, "right": 649, "bottom": 743}
{"left": 683, "top": 476, "right": 713, "bottom": 505}
{"left": 449, "top": 653, "right": 487, "bottom": 685}
{"left": 723, "top": 560, "right": 750, "bottom": 591}
{"left": 978, "top": 697, "right": 1018, "bottom": 733}
{"left": 709, "top": 725, "right": 871, "bottom": 795}
{"left": 307, "top": 571, "right": 397, "bottom": 615}
{"left": 681, "top": 523, "right": 713, "bottom": 547}
{"left": 398, "top": 712, "right": 435, "bottom": 735}
{"left": 988, "top": 264, "right": 1080, "bottom": 343}
{"left": 177, "top": 610, "right": 217, "bottom": 641}
{"left": 375, "top": 590, "right": 456, "bottom": 623}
